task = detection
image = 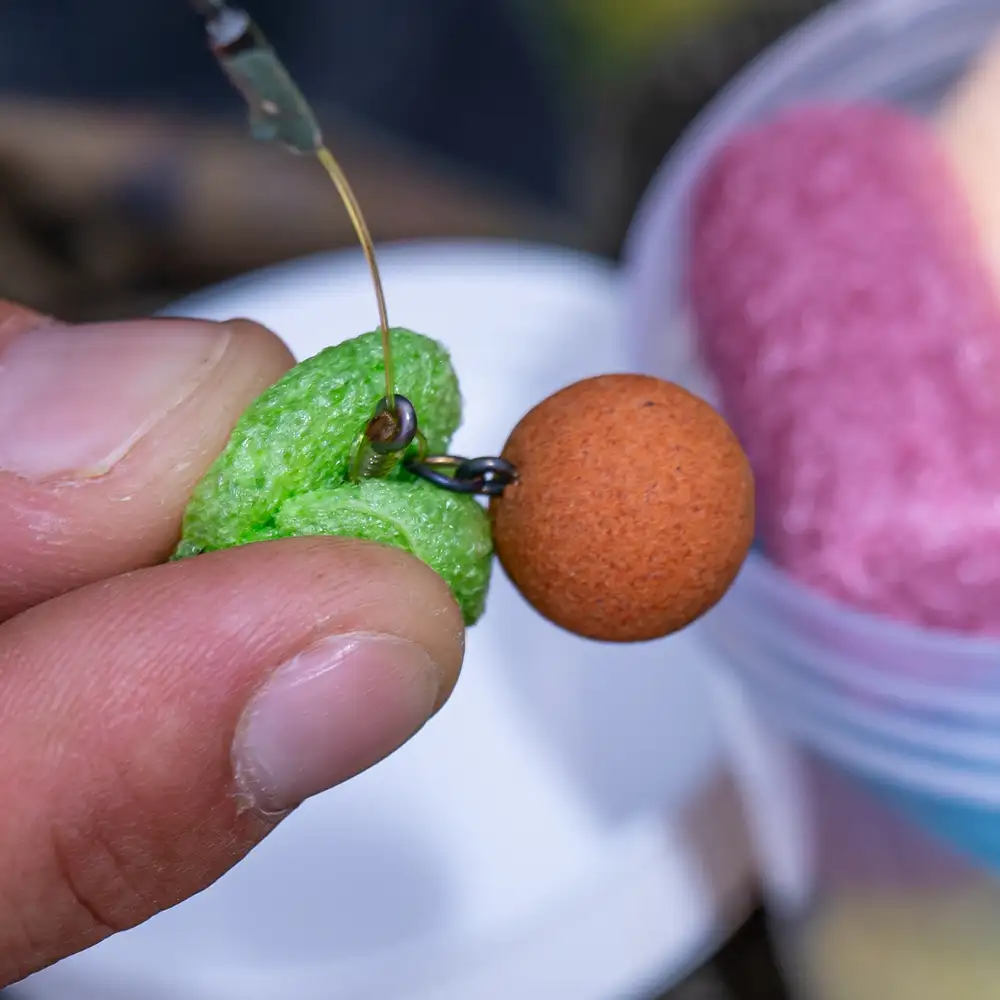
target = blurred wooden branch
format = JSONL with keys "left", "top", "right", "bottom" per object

{"left": 0, "top": 98, "right": 585, "bottom": 319}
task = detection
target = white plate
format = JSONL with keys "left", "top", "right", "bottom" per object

{"left": 16, "top": 240, "right": 752, "bottom": 1000}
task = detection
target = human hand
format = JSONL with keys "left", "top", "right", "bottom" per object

{"left": 0, "top": 301, "right": 464, "bottom": 986}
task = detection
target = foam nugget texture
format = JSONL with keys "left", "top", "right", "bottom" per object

{"left": 690, "top": 104, "right": 1000, "bottom": 634}
{"left": 175, "top": 327, "right": 492, "bottom": 624}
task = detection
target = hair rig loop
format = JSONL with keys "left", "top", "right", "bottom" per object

{"left": 363, "top": 395, "right": 517, "bottom": 497}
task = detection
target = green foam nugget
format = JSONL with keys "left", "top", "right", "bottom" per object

{"left": 173, "top": 327, "right": 493, "bottom": 624}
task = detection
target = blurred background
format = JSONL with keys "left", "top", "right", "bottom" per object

{"left": 0, "top": 0, "right": 827, "bottom": 322}
{"left": 0, "top": 2, "right": 833, "bottom": 997}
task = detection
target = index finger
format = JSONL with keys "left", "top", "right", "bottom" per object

{"left": 0, "top": 303, "right": 294, "bottom": 621}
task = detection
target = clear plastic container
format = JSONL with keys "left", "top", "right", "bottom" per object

{"left": 624, "top": 0, "right": 1000, "bottom": 997}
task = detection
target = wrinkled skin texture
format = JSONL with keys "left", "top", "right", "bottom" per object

{"left": 175, "top": 328, "right": 492, "bottom": 623}
{"left": 0, "top": 301, "right": 468, "bottom": 985}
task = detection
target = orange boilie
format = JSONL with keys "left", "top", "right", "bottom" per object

{"left": 490, "top": 374, "right": 754, "bottom": 643}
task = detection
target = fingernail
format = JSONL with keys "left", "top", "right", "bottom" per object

{"left": 0, "top": 319, "right": 231, "bottom": 480}
{"left": 232, "top": 633, "right": 442, "bottom": 814}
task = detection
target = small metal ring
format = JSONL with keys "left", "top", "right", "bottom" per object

{"left": 405, "top": 454, "right": 518, "bottom": 497}
{"left": 453, "top": 456, "right": 518, "bottom": 486}
{"left": 368, "top": 395, "right": 418, "bottom": 454}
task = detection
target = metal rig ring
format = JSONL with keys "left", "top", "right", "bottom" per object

{"left": 405, "top": 454, "right": 518, "bottom": 497}
{"left": 367, "top": 395, "right": 419, "bottom": 454}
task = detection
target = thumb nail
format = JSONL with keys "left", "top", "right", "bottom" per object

{"left": 0, "top": 319, "right": 230, "bottom": 481}
{"left": 232, "top": 632, "right": 442, "bottom": 815}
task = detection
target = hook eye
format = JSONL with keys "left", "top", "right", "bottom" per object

{"left": 367, "top": 395, "right": 418, "bottom": 454}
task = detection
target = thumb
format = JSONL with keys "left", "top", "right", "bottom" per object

{"left": 0, "top": 537, "right": 465, "bottom": 986}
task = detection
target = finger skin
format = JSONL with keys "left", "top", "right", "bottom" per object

{"left": 0, "top": 536, "right": 464, "bottom": 986}
{"left": 0, "top": 301, "right": 49, "bottom": 343}
{"left": 0, "top": 312, "right": 294, "bottom": 621}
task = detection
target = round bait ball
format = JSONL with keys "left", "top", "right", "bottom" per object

{"left": 490, "top": 374, "right": 754, "bottom": 643}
